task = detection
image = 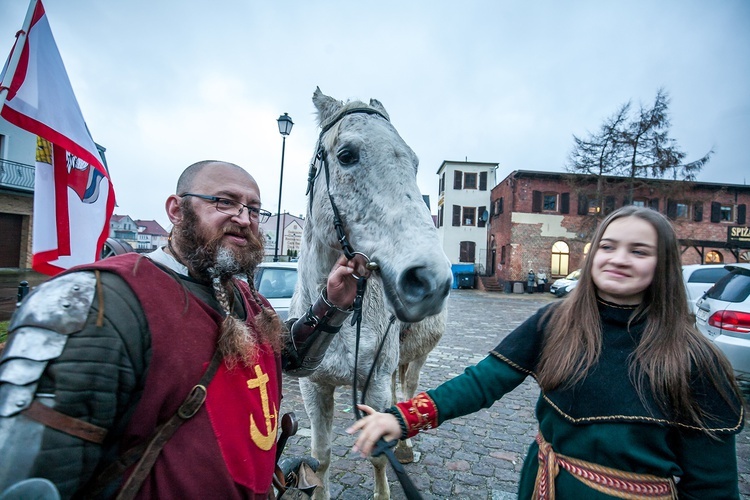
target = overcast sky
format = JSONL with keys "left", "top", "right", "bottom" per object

{"left": 2, "top": 0, "right": 748, "bottom": 231}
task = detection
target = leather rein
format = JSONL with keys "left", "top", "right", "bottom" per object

{"left": 308, "top": 107, "right": 423, "bottom": 500}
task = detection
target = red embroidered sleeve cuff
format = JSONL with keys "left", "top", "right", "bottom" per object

{"left": 392, "top": 392, "right": 438, "bottom": 438}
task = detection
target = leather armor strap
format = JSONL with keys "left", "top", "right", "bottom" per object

{"left": 82, "top": 349, "right": 223, "bottom": 500}
{"left": 22, "top": 401, "right": 107, "bottom": 444}
{"left": 115, "top": 348, "right": 223, "bottom": 500}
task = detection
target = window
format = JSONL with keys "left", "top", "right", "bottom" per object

{"left": 705, "top": 251, "right": 723, "bottom": 264}
{"left": 632, "top": 198, "right": 647, "bottom": 207}
{"left": 668, "top": 200, "right": 689, "bottom": 220}
{"left": 479, "top": 171, "right": 488, "bottom": 191}
{"left": 439, "top": 173, "right": 445, "bottom": 194}
{"left": 720, "top": 205, "right": 733, "bottom": 222}
{"left": 463, "top": 207, "right": 476, "bottom": 226}
{"left": 543, "top": 193, "right": 558, "bottom": 212}
{"left": 438, "top": 206, "right": 443, "bottom": 228}
{"left": 583, "top": 243, "right": 591, "bottom": 256}
{"left": 494, "top": 197, "right": 504, "bottom": 215}
{"left": 588, "top": 197, "right": 600, "bottom": 215}
{"left": 550, "top": 241, "right": 570, "bottom": 276}
{"left": 477, "top": 206, "right": 487, "bottom": 228}
{"left": 459, "top": 241, "right": 476, "bottom": 263}
{"left": 452, "top": 205, "right": 461, "bottom": 227}
{"left": 464, "top": 172, "right": 477, "bottom": 189}
{"left": 676, "top": 203, "right": 689, "bottom": 219}
{"left": 453, "top": 170, "right": 463, "bottom": 189}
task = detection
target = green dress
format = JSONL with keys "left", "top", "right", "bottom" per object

{"left": 401, "top": 300, "right": 744, "bottom": 499}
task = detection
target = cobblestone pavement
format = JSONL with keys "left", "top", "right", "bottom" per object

{"left": 279, "top": 289, "right": 750, "bottom": 499}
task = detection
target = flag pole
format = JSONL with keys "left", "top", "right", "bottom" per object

{"left": 0, "top": 0, "right": 38, "bottom": 111}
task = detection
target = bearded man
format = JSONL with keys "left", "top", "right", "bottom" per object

{"left": 0, "top": 161, "right": 358, "bottom": 499}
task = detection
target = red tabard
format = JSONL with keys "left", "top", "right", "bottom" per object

{"left": 84, "top": 254, "right": 281, "bottom": 499}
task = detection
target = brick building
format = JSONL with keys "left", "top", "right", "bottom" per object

{"left": 488, "top": 170, "right": 750, "bottom": 288}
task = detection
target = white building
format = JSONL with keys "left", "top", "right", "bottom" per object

{"left": 436, "top": 160, "right": 498, "bottom": 271}
{"left": 262, "top": 213, "right": 305, "bottom": 260}
{"left": 134, "top": 219, "right": 169, "bottom": 252}
{"left": 109, "top": 214, "right": 139, "bottom": 249}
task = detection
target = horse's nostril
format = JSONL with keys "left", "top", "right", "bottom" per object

{"left": 399, "top": 267, "right": 437, "bottom": 301}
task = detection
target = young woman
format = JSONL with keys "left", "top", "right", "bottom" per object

{"left": 348, "top": 206, "right": 745, "bottom": 499}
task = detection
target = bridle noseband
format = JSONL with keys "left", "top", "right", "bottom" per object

{"left": 308, "top": 105, "right": 423, "bottom": 500}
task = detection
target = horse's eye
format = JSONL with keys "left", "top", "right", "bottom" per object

{"left": 337, "top": 149, "right": 358, "bottom": 166}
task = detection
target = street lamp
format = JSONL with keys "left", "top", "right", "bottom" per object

{"left": 274, "top": 112, "right": 293, "bottom": 262}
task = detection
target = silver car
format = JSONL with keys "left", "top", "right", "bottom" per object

{"left": 254, "top": 262, "right": 298, "bottom": 321}
{"left": 549, "top": 269, "right": 580, "bottom": 297}
{"left": 681, "top": 264, "right": 731, "bottom": 315}
{"left": 695, "top": 263, "right": 750, "bottom": 378}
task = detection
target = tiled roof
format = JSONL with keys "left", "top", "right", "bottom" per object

{"left": 135, "top": 219, "right": 169, "bottom": 236}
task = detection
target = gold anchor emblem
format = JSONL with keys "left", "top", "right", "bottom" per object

{"left": 247, "top": 364, "right": 278, "bottom": 451}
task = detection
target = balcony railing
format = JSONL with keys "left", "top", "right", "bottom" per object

{"left": 0, "top": 159, "right": 34, "bottom": 192}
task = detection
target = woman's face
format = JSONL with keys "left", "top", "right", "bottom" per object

{"left": 591, "top": 216, "right": 658, "bottom": 305}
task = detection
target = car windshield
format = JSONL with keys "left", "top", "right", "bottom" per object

{"left": 256, "top": 267, "right": 298, "bottom": 299}
{"left": 706, "top": 269, "right": 750, "bottom": 303}
{"left": 566, "top": 270, "right": 581, "bottom": 280}
{"left": 687, "top": 267, "right": 729, "bottom": 283}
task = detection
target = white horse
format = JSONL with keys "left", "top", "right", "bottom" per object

{"left": 290, "top": 88, "right": 452, "bottom": 500}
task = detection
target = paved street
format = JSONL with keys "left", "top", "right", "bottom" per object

{"left": 279, "top": 289, "right": 750, "bottom": 499}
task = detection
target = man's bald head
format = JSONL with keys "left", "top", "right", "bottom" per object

{"left": 176, "top": 160, "right": 255, "bottom": 194}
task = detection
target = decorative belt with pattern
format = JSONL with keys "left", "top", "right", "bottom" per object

{"left": 532, "top": 432, "right": 677, "bottom": 500}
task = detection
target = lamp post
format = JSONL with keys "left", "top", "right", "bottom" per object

{"left": 274, "top": 112, "right": 293, "bottom": 262}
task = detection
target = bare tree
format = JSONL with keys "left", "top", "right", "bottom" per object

{"left": 566, "top": 102, "right": 631, "bottom": 222}
{"left": 567, "top": 88, "right": 713, "bottom": 207}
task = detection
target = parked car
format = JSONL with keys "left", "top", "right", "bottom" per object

{"left": 681, "top": 264, "right": 732, "bottom": 315}
{"left": 695, "top": 263, "right": 750, "bottom": 378}
{"left": 254, "top": 262, "right": 298, "bottom": 321}
{"left": 549, "top": 269, "right": 580, "bottom": 297}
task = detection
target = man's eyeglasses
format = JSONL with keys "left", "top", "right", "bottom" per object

{"left": 180, "top": 193, "right": 272, "bottom": 223}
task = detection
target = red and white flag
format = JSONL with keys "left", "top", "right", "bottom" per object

{"left": 0, "top": 0, "right": 115, "bottom": 275}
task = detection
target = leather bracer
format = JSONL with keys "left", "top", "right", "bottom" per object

{"left": 282, "top": 290, "right": 351, "bottom": 377}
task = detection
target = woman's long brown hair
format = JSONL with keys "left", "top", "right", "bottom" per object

{"left": 537, "top": 206, "right": 742, "bottom": 431}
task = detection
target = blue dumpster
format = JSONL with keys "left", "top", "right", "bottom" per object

{"left": 457, "top": 273, "right": 475, "bottom": 289}
{"left": 451, "top": 264, "right": 475, "bottom": 289}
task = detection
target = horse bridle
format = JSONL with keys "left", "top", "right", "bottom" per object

{"left": 309, "top": 107, "right": 423, "bottom": 500}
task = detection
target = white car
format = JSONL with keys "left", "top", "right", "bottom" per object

{"left": 549, "top": 269, "right": 580, "bottom": 297}
{"left": 681, "top": 264, "right": 732, "bottom": 315}
{"left": 695, "top": 263, "right": 750, "bottom": 378}
{"left": 254, "top": 262, "right": 298, "bottom": 321}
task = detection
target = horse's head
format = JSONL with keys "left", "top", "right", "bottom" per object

{"left": 304, "top": 88, "right": 452, "bottom": 323}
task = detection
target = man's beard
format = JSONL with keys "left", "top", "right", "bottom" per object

{"left": 173, "top": 203, "right": 265, "bottom": 282}
{"left": 172, "top": 203, "right": 281, "bottom": 367}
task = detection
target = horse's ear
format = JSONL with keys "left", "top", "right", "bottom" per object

{"left": 368, "top": 99, "right": 390, "bottom": 120}
{"left": 313, "top": 87, "right": 343, "bottom": 125}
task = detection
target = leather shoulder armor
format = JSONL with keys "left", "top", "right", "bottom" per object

{"left": 0, "top": 272, "right": 97, "bottom": 417}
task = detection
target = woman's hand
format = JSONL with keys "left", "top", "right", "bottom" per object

{"left": 346, "top": 404, "right": 402, "bottom": 457}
